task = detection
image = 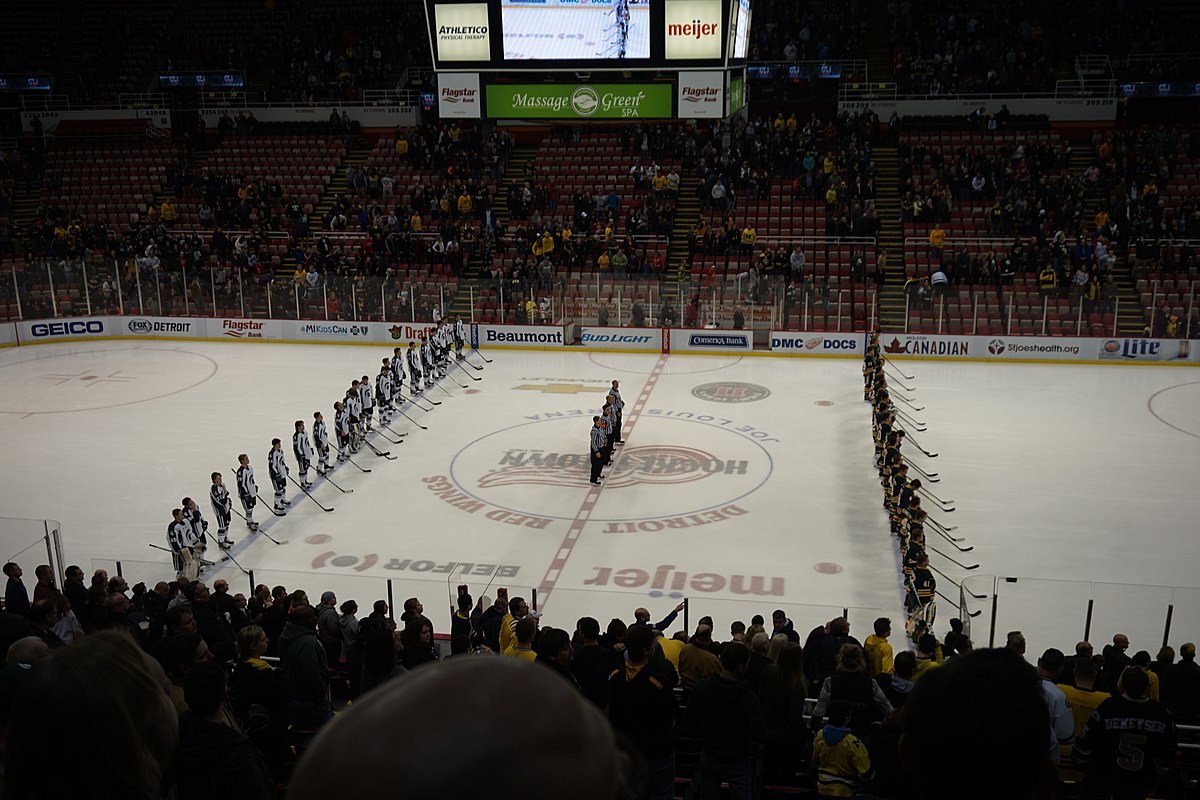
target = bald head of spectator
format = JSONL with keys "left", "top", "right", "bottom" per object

{"left": 750, "top": 631, "right": 770, "bottom": 655}
{"left": 7, "top": 636, "right": 49, "bottom": 667}
{"left": 289, "top": 657, "right": 626, "bottom": 800}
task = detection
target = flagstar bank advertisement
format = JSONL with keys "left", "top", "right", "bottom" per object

{"left": 485, "top": 83, "right": 673, "bottom": 119}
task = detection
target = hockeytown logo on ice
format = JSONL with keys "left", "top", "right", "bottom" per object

{"left": 485, "top": 445, "right": 749, "bottom": 490}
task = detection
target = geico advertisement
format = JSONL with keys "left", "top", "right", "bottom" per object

{"left": 664, "top": 0, "right": 723, "bottom": 59}
{"left": 434, "top": 3, "right": 491, "bottom": 61}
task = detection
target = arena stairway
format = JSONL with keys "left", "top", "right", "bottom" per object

{"left": 1069, "top": 147, "right": 1145, "bottom": 336}
{"left": 873, "top": 146, "right": 906, "bottom": 332}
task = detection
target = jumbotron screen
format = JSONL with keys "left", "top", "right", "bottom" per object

{"left": 502, "top": 0, "right": 651, "bottom": 60}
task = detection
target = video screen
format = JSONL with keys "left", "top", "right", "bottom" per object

{"left": 502, "top": 0, "right": 651, "bottom": 60}
{"left": 730, "top": 0, "right": 750, "bottom": 60}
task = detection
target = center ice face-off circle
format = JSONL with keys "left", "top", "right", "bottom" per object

{"left": 449, "top": 414, "right": 773, "bottom": 522}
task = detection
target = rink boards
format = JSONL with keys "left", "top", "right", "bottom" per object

{"left": 3, "top": 316, "right": 1198, "bottom": 365}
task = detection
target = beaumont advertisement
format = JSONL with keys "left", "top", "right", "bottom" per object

{"left": 485, "top": 84, "right": 673, "bottom": 119}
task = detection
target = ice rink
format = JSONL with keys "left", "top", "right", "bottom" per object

{"left": 2, "top": 339, "right": 1198, "bottom": 657}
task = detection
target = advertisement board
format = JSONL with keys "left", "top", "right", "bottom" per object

{"left": 433, "top": 3, "right": 493, "bottom": 61}
{"left": 726, "top": 70, "right": 745, "bottom": 115}
{"left": 670, "top": 328, "right": 753, "bottom": 353}
{"left": 678, "top": 71, "right": 725, "bottom": 119}
{"left": 664, "top": 0, "right": 723, "bottom": 60}
{"left": 472, "top": 324, "right": 566, "bottom": 348}
{"left": 122, "top": 317, "right": 200, "bottom": 338}
{"left": 577, "top": 327, "right": 660, "bottom": 351}
{"left": 485, "top": 83, "right": 673, "bottom": 119}
{"left": 16, "top": 317, "right": 108, "bottom": 342}
{"left": 437, "top": 72, "right": 482, "bottom": 118}
{"left": 0, "top": 323, "right": 16, "bottom": 347}
{"left": 205, "top": 318, "right": 285, "bottom": 341}
{"left": 1093, "top": 337, "right": 1198, "bottom": 363}
{"left": 770, "top": 332, "right": 865, "bottom": 354}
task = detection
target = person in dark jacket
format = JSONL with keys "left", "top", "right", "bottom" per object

{"left": 573, "top": 616, "right": 620, "bottom": 708}
{"left": 686, "top": 642, "right": 766, "bottom": 800}
{"left": 316, "top": 591, "right": 342, "bottom": 667}
{"left": 399, "top": 617, "right": 439, "bottom": 670}
{"left": 1163, "top": 642, "right": 1200, "bottom": 722}
{"left": 608, "top": 625, "right": 678, "bottom": 800}
{"left": 1101, "top": 633, "right": 1131, "bottom": 694}
{"left": 231, "top": 624, "right": 290, "bottom": 783}
{"left": 361, "top": 627, "right": 407, "bottom": 693}
{"left": 534, "top": 627, "right": 580, "bottom": 690}
{"left": 757, "top": 642, "right": 810, "bottom": 782}
{"left": 278, "top": 605, "right": 331, "bottom": 728}
{"left": 186, "top": 580, "right": 237, "bottom": 663}
{"left": 62, "top": 565, "right": 90, "bottom": 619}
{"left": 3, "top": 563, "right": 30, "bottom": 618}
{"left": 168, "top": 661, "right": 276, "bottom": 800}
{"left": 812, "top": 643, "right": 893, "bottom": 737}
{"left": 260, "top": 586, "right": 290, "bottom": 657}
{"left": 815, "top": 617, "right": 861, "bottom": 687}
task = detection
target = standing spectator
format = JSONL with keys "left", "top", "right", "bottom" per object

{"left": 573, "top": 616, "right": 619, "bottom": 709}
{"left": 211, "top": 580, "right": 248, "bottom": 631}
{"left": 338, "top": 600, "right": 359, "bottom": 662}
{"left": 316, "top": 591, "right": 342, "bottom": 667}
{"left": 3, "top": 563, "right": 29, "bottom": 617}
{"left": 168, "top": 662, "right": 277, "bottom": 800}
{"left": 864, "top": 617, "right": 894, "bottom": 676}
{"left": 1037, "top": 649, "right": 1077, "bottom": 765}
{"left": 186, "top": 581, "right": 236, "bottom": 663}
{"left": 812, "top": 644, "right": 893, "bottom": 737}
{"left": 63, "top": 565, "right": 89, "bottom": 619}
{"left": 1118, "top": 651, "right": 1160, "bottom": 702}
{"left": 399, "top": 617, "right": 439, "bottom": 670}
{"left": 278, "top": 605, "right": 331, "bottom": 728}
{"left": 679, "top": 625, "right": 722, "bottom": 691}
{"left": 816, "top": 617, "right": 861, "bottom": 686}
{"left": 32, "top": 565, "right": 55, "bottom": 603}
{"left": 1074, "top": 666, "right": 1177, "bottom": 800}
{"left": 533, "top": 627, "right": 579, "bottom": 689}
{"left": 758, "top": 642, "right": 810, "bottom": 783}
{"left": 1056, "top": 657, "right": 1110, "bottom": 771}
{"left": 504, "top": 616, "right": 537, "bottom": 662}
{"left": 1102, "top": 634, "right": 1132, "bottom": 694}
{"left": 231, "top": 624, "right": 289, "bottom": 784}
{"left": 630, "top": 602, "right": 684, "bottom": 634}
{"left": 744, "top": 632, "right": 773, "bottom": 691}
{"left": 686, "top": 643, "right": 766, "bottom": 800}
{"left": 876, "top": 650, "right": 918, "bottom": 709}
{"left": 607, "top": 625, "right": 678, "bottom": 800}
{"left": 813, "top": 699, "right": 873, "bottom": 797}
{"left": 1163, "top": 642, "right": 1200, "bottom": 722}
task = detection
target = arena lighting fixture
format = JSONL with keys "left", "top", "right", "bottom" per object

{"left": 575, "top": 72, "right": 591, "bottom": 80}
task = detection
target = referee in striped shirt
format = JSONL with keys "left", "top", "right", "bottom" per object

{"left": 610, "top": 380, "right": 625, "bottom": 444}
{"left": 590, "top": 416, "right": 607, "bottom": 485}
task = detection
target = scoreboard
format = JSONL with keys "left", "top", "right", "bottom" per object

{"left": 423, "top": 0, "right": 750, "bottom": 72}
{"left": 423, "top": 0, "right": 750, "bottom": 119}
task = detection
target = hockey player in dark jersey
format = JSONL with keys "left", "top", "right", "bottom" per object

{"left": 236, "top": 454, "right": 259, "bottom": 531}
{"left": 313, "top": 411, "right": 331, "bottom": 473}
{"left": 268, "top": 438, "right": 289, "bottom": 513}
{"left": 294, "top": 420, "right": 314, "bottom": 488}
{"left": 210, "top": 472, "right": 234, "bottom": 548}
{"left": 333, "top": 402, "right": 350, "bottom": 462}
{"left": 345, "top": 386, "right": 363, "bottom": 451}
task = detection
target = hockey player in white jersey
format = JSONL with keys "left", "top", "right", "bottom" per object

{"left": 406, "top": 341, "right": 423, "bottom": 391}
{"left": 236, "top": 453, "right": 260, "bottom": 531}
{"left": 294, "top": 419, "right": 314, "bottom": 488}
{"left": 358, "top": 374, "right": 375, "bottom": 431}
{"left": 376, "top": 362, "right": 393, "bottom": 423}
{"left": 454, "top": 316, "right": 467, "bottom": 360}
{"left": 182, "top": 496, "right": 213, "bottom": 567}
{"left": 333, "top": 401, "right": 350, "bottom": 461}
{"left": 345, "top": 385, "right": 363, "bottom": 451}
{"left": 210, "top": 472, "right": 235, "bottom": 548}
{"left": 268, "top": 438, "right": 290, "bottom": 512}
{"left": 420, "top": 337, "right": 437, "bottom": 387}
{"left": 313, "top": 411, "right": 331, "bottom": 473}
{"left": 168, "top": 507, "right": 198, "bottom": 580}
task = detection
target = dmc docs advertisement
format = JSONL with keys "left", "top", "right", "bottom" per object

{"left": 769, "top": 332, "right": 863, "bottom": 354}
{"left": 664, "top": 0, "right": 723, "bottom": 60}
{"left": 433, "top": 3, "right": 492, "bottom": 61}
{"left": 669, "top": 328, "right": 753, "bottom": 353}
{"left": 677, "top": 72, "right": 724, "bottom": 119}
{"left": 577, "top": 327, "right": 659, "bottom": 351}
{"left": 437, "top": 72, "right": 481, "bottom": 119}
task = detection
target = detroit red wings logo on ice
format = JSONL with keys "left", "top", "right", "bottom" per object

{"left": 482, "top": 445, "right": 748, "bottom": 490}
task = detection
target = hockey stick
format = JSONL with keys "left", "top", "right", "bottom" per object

{"left": 288, "top": 475, "right": 335, "bottom": 512}
{"left": 373, "top": 426, "right": 404, "bottom": 445}
{"left": 460, "top": 353, "right": 484, "bottom": 370}
{"left": 908, "top": 461, "right": 940, "bottom": 482}
{"left": 468, "top": 348, "right": 493, "bottom": 364}
{"left": 390, "top": 405, "right": 428, "bottom": 431}
{"left": 148, "top": 542, "right": 225, "bottom": 565}
{"left": 433, "top": 378, "right": 454, "bottom": 396}
{"left": 928, "top": 564, "right": 962, "bottom": 588}
{"left": 364, "top": 440, "right": 398, "bottom": 460}
{"left": 918, "top": 487, "right": 955, "bottom": 512}
{"left": 932, "top": 526, "right": 973, "bottom": 551}
{"left": 883, "top": 364, "right": 916, "bottom": 390}
{"left": 920, "top": 485, "right": 955, "bottom": 505}
{"left": 927, "top": 515, "right": 961, "bottom": 536}
{"left": 901, "top": 431, "right": 938, "bottom": 458}
{"left": 896, "top": 394, "right": 926, "bottom": 412}
{"left": 929, "top": 546, "right": 979, "bottom": 570}
{"left": 335, "top": 447, "right": 372, "bottom": 473}
{"left": 230, "top": 472, "right": 287, "bottom": 515}
{"left": 318, "top": 469, "right": 353, "bottom": 493}
{"left": 885, "top": 359, "right": 916, "bottom": 380}
{"left": 452, "top": 358, "right": 482, "bottom": 382}
{"left": 896, "top": 410, "right": 927, "bottom": 431}
{"left": 445, "top": 370, "right": 470, "bottom": 389}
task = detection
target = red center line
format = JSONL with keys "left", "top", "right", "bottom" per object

{"left": 536, "top": 355, "right": 669, "bottom": 606}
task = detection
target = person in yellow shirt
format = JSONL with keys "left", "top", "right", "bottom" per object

{"left": 1056, "top": 658, "right": 1109, "bottom": 773}
{"left": 864, "top": 617, "right": 894, "bottom": 675}
{"left": 409, "top": 212, "right": 422, "bottom": 232}
{"left": 145, "top": 203, "right": 160, "bottom": 223}
{"left": 911, "top": 633, "right": 943, "bottom": 682}
{"left": 813, "top": 699, "right": 873, "bottom": 797}
{"left": 825, "top": 186, "right": 838, "bottom": 207}
{"left": 652, "top": 173, "right": 667, "bottom": 193}
{"left": 823, "top": 155, "right": 835, "bottom": 175}
{"left": 504, "top": 616, "right": 538, "bottom": 662}
{"left": 740, "top": 225, "right": 757, "bottom": 249}
{"left": 457, "top": 192, "right": 473, "bottom": 215}
{"left": 1117, "top": 651, "right": 1160, "bottom": 701}
{"left": 654, "top": 631, "right": 685, "bottom": 671}
{"left": 499, "top": 596, "right": 530, "bottom": 655}
{"left": 597, "top": 252, "right": 610, "bottom": 271}
{"left": 1039, "top": 264, "right": 1058, "bottom": 295}
{"left": 293, "top": 266, "right": 306, "bottom": 286}
{"left": 928, "top": 224, "right": 945, "bottom": 249}
{"left": 395, "top": 138, "right": 409, "bottom": 157}
{"left": 160, "top": 200, "right": 176, "bottom": 223}
{"left": 540, "top": 231, "right": 555, "bottom": 256}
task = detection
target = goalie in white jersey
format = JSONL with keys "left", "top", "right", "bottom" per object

{"left": 210, "top": 472, "right": 235, "bottom": 548}
{"left": 182, "top": 496, "right": 213, "bottom": 567}
{"left": 168, "top": 507, "right": 198, "bottom": 580}
{"left": 268, "top": 438, "right": 290, "bottom": 512}
{"left": 294, "top": 419, "right": 314, "bottom": 488}
{"left": 236, "top": 453, "right": 260, "bottom": 531}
